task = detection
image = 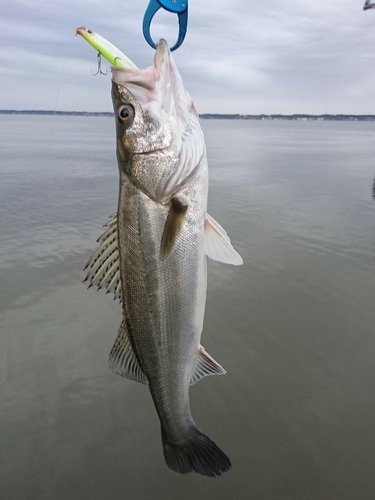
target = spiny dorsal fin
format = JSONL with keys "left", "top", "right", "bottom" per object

{"left": 189, "top": 345, "right": 226, "bottom": 386}
{"left": 109, "top": 320, "right": 148, "bottom": 384}
{"left": 84, "top": 213, "right": 122, "bottom": 302}
{"left": 204, "top": 214, "right": 243, "bottom": 266}
{"left": 160, "top": 198, "right": 188, "bottom": 259}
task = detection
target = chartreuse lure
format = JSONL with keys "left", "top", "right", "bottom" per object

{"left": 76, "top": 27, "right": 139, "bottom": 70}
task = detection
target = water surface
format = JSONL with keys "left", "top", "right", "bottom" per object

{"left": 1, "top": 116, "right": 375, "bottom": 499}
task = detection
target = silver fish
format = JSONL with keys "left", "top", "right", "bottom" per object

{"left": 84, "top": 39, "right": 243, "bottom": 477}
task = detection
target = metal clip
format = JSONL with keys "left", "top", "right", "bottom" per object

{"left": 91, "top": 51, "right": 108, "bottom": 76}
{"left": 364, "top": 0, "right": 375, "bottom": 9}
{"left": 143, "top": 0, "right": 188, "bottom": 51}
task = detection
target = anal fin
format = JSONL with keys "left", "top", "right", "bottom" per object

{"left": 109, "top": 320, "right": 148, "bottom": 384}
{"left": 189, "top": 345, "right": 226, "bottom": 386}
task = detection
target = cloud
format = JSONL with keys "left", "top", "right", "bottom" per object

{"left": 1, "top": 0, "right": 375, "bottom": 113}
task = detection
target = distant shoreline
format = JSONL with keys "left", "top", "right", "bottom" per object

{"left": 1, "top": 110, "right": 375, "bottom": 121}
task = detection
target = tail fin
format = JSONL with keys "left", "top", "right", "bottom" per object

{"left": 162, "top": 429, "right": 231, "bottom": 477}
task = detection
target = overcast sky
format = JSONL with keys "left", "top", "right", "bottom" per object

{"left": 1, "top": 0, "right": 374, "bottom": 114}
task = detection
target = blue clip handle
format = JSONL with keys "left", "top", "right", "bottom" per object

{"left": 143, "top": 0, "right": 188, "bottom": 51}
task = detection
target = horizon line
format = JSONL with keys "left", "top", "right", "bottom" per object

{"left": 1, "top": 110, "right": 375, "bottom": 120}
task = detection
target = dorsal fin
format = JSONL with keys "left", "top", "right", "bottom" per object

{"left": 189, "top": 345, "right": 226, "bottom": 386}
{"left": 84, "top": 213, "right": 122, "bottom": 302}
{"left": 109, "top": 319, "right": 148, "bottom": 384}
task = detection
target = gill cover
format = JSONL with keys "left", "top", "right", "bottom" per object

{"left": 111, "top": 39, "right": 205, "bottom": 201}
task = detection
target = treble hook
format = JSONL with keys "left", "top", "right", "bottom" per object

{"left": 364, "top": 0, "right": 375, "bottom": 9}
{"left": 91, "top": 51, "right": 108, "bottom": 76}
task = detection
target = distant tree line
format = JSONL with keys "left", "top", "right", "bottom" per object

{"left": 1, "top": 110, "right": 375, "bottom": 121}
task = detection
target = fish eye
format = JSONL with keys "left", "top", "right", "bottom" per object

{"left": 118, "top": 104, "right": 134, "bottom": 124}
{"left": 87, "top": 29, "right": 93, "bottom": 34}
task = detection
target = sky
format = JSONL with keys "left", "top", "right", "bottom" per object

{"left": 1, "top": 0, "right": 375, "bottom": 114}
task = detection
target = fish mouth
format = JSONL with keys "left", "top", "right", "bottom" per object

{"left": 111, "top": 39, "right": 170, "bottom": 96}
{"left": 111, "top": 39, "right": 187, "bottom": 117}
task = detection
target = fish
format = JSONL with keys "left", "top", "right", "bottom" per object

{"left": 84, "top": 38, "right": 243, "bottom": 477}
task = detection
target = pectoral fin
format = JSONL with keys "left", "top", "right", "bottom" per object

{"left": 189, "top": 345, "right": 226, "bottom": 386}
{"left": 204, "top": 214, "right": 243, "bottom": 265}
{"left": 109, "top": 320, "right": 148, "bottom": 384}
{"left": 160, "top": 198, "right": 188, "bottom": 259}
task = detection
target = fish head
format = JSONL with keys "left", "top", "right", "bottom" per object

{"left": 111, "top": 39, "right": 204, "bottom": 202}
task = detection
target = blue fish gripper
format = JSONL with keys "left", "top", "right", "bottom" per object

{"left": 143, "top": 0, "right": 188, "bottom": 51}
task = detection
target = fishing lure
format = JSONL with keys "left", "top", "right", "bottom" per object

{"left": 76, "top": 27, "right": 139, "bottom": 70}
